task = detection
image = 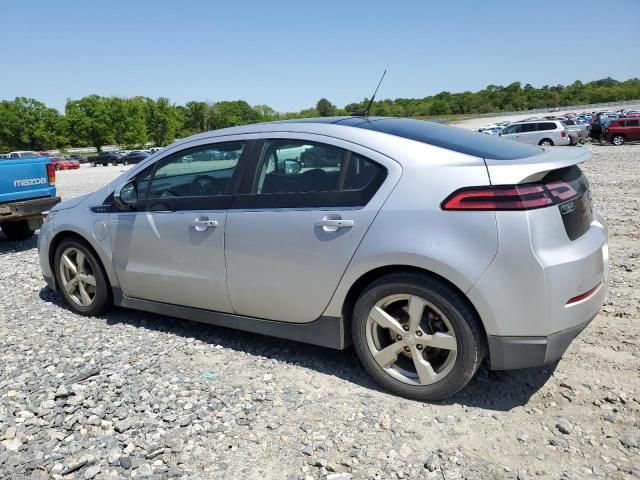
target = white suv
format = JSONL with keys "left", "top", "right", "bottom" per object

{"left": 499, "top": 120, "right": 571, "bottom": 146}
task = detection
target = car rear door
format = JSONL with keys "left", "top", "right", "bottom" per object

{"left": 109, "top": 140, "right": 250, "bottom": 313}
{"left": 225, "top": 134, "right": 400, "bottom": 323}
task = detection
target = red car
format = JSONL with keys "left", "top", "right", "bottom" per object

{"left": 50, "top": 156, "right": 80, "bottom": 170}
{"left": 604, "top": 118, "right": 640, "bottom": 145}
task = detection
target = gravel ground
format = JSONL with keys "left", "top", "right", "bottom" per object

{"left": 0, "top": 148, "right": 638, "bottom": 480}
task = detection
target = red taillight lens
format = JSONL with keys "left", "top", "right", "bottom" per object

{"left": 561, "top": 131, "right": 567, "bottom": 137}
{"left": 441, "top": 181, "right": 579, "bottom": 211}
{"left": 47, "top": 164, "right": 56, "bottom": 185}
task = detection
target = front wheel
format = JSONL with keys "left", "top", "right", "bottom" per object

{"left": 352, "top": 273, "right": 485, "bottom": 401}
{"left": 612, "top": 135, "right": 625, "bottom": 146}
{"left": 0, "top": 220, "right": 35, "bottom": 241}
{"left": 53, "top": 239, "right": 112, "bottom": 316}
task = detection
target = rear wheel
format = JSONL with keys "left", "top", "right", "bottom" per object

{"left": 111, "top": 161, "right": 119, "bottom": 166}
{"left": 539, "top": 139, "right": 554, "bottom": 146}
{"left": 53, "top": 239, "right": 112, "bottom": 316}
{"left": 612, "top": 135, "right": 625, "bottom": 146}
{"left": 352, "top": 273, "right": 485, "bottom": 401}
{"left": 0, "top": 220, "right": 35, "bottom": 241}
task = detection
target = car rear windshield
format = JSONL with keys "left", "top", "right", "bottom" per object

{"left": 351, "top": 118, "right": 542, "bottom": 160}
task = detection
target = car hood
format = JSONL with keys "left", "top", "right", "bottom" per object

{"left": 51, "top": 192, "right": 92, "bottom": 212}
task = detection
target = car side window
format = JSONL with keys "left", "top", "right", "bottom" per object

{"left": 628, "top": 119, "right": 639, "bottom": 127}
{"left": 146, "top": 142, "right": 244, "bottom": 199}
{"left": 538, "top": 122, "right": 556, "bottom": 131}
{"left": 254, "top": 141, "right": 383, "bottom": 195}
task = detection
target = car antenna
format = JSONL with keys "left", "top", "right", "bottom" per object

{"left": 351, "top": 69, "right": 387, "bottom": 117}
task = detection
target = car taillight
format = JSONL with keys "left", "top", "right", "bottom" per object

{"left": 441, "top": 181, "right": 579, "bottom": 211}
{"left": 561, "top": 131, "right": 567, "bottom": 137}
{"left": 47, "top": 164, "right": 56, "bottom": 185}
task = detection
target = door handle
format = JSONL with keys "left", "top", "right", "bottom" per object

{"left": 315, "top": 219, "right": 354, "bottom": 232}
{"left": 191, "top": 217, "right": 218, "bottom": 232}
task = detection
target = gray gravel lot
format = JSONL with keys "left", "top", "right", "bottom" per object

{"left": 1, "top": 147, "right": 639, "bottom": 480}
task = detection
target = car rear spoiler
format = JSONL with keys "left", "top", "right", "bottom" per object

{"left": 484, "top": 147, "right": 591, "bottom": 185}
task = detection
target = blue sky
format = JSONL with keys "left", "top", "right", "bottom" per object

{"left": 1, "top": 0, "right": 638, "bottom": 112}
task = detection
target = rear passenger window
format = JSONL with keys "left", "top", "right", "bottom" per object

{"left": 255, "top": 141, "right": 383, "bottom": 195}
{"left": 628, "top": 119, "right": 639, "bottom": 127}
{"left": 538, "top": 122, "right": 557, "bottom": 131}
{"left": 520, "top": 123, "right": 536, "bottom": 133}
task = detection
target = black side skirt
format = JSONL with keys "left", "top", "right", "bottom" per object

{"left": 112, "top": 288, "right": 351, "bottom": 350}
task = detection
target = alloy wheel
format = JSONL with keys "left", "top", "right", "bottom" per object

{"left": 59, "top": 247, "right": 97, "bottom": 307}
{"left": 365, "top": 294, "right": 457, "bottom": 386}
{"left": 613, "top": 136, "right": 624, "bottom": 146}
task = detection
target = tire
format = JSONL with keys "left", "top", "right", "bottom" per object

{"left": 123, "top": 160, "right": 129, "bottom": 165}
{"left": 112, "top": 161, "right": 119, "bottom": 166}
{"left": 53, "top": 238, "right": 112, "bottom": 316}
{"left": 55, "top": 164, "right": 61, "bottom": 170}
{"left": 352, "top": 272, "right": 485, "bottom": 401}
{"left": 612, "top": 135, "right": 625, "bottom": 146}
{"left": 538, "top": 139, "right": 554, "bottom": 146}
{"left": 0, "top": 220, "right": 35, "bottom": 241}
{"left": 90, "top": 161, "right": 96, "bottom": 167}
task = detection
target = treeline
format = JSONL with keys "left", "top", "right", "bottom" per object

{"left": 1, "top": 77, "right": 638, "bottom": 152}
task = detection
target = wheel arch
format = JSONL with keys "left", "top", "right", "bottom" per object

{"left": 48, "top": 230, "right": 115, "bottom": 292}
{"left": 340, "top": 264, "right": 488, "bottom": 343}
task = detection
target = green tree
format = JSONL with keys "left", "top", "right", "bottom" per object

{"left": 65, "top": 95, "right": 114, "bottom": 152}
{"left": 145, "top": 97, "right": 179, "bottom": 146}
{"left": 316, "top": 98, "right": 336, "bottom": 117}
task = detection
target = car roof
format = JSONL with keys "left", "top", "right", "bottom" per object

{"left": 174, "top": 116, "right": 541, "bottom": 161}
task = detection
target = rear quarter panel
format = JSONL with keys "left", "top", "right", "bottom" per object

{"left": 324, "top": 143, "right": 497, "bottom": 318}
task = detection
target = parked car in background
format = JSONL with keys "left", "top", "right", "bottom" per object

{"left": 90, "top": 151, "right": 121, "bottom": 167}
{"left": 604, "top": 117, "right": 640, "bottom": 145}
{"left": 67, "top": 154, "right": 89, "bottom": 164}
{"left": 1, "top": 154, "right": 60, "bottom": 240}
{"left": 38, "top": 117, "right": 608, "bottom": 400}
{"left": 499, "top": 120, "right": 571, "bottom": 146}
{"left": 6, "top": 151, "right": 42, "bottom": 159}
{"left": 148, "top": 147, "right": 163, "bottom": 154}
{"left": 49, "top": 156, "right": 80, "bottom": 170}
{"left": 120, "top": 151, "right": 149, "bottom": 165}
{"left": 561, "top": 119, "right": 589, "bottom": 144}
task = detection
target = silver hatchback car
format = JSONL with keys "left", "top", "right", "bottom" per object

{"left": 38, "top": 118, "right": 608, "bottom": 400}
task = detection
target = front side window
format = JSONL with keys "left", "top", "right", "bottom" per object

{"left": 146, "top": 142, "right": 244, "bottom": 199}
{"left": 254, "top": 141, "right": 383, "bottom": 195}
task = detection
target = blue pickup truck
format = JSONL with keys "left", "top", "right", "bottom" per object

{"left": 0, "top": 155, "right": 61, "bottom": 240}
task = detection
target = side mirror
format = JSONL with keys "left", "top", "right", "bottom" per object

{"left": 114, "top": 180, "right": 138, "bottom": 209}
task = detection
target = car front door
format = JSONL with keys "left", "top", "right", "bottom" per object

{"left": 500, "top": 124, "right": 521, "bottom": 142}
{"left": 225, "top": 136, "right": 399, "bottom": 323}
{"left": 627, "top": 119, "right": 640, "bottom": 140}
{"left": 109, "top": 140, "right": 248, "bottom": 312}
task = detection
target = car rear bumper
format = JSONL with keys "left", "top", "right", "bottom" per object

{"left": 487, "top": 314, "right": 595, "bottom": 369}
{"left": 0, "top": 196, "right": 61, "bottom": 222}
